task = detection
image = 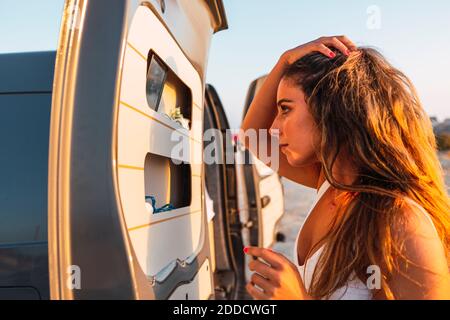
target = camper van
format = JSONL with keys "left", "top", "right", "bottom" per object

{"left": 0, "top": 0, "right": 285, "bottom": 300}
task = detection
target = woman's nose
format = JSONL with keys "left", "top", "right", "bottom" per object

{"left": 269, "top": 119, "right": 282, "bottom": 138}
{"left": 269, "top": 127, "right": 280, "bottom": 138}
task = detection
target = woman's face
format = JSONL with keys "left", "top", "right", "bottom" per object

{"left": 270, "top": 78, "right": 320, "bottom": 167}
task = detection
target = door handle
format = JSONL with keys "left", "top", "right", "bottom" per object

{"left": 158, "top": 0, "right": 166, "bottom": 13}
{"left": 261, "top": 195, "right": 271, "bottom": 208}
{"left": 276, "top": 232, "right": 286, "bottom": 242}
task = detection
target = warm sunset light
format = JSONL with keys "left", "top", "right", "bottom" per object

{"left": 0, "top": 0, "right": 448, "bottom": 312}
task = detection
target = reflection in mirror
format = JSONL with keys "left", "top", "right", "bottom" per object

{"left": 146, "top": 53, "right": 167, "bottom": 111}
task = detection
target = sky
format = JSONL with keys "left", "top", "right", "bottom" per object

{"left": 206, "top": 0, "right": 450, "bottom": 128}
{"left": 0, "top": 1, "right": 64, "bottom": 53}
{"left": 1, "top": 1, "right": 449, "bottom": 128}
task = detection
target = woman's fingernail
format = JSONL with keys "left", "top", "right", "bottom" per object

{"left": 329, "top": 52, "right": 335, "bottom": 58}
{"left": 244, "top": 247, "right": 249, "bottom": 253}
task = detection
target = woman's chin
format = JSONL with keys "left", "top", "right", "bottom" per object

{"left": 287, "top": 158, "right": 303, "bottom": 167}
{"left": 285, "top": 151, "right": 315, "bottom": 167}
{"left": 284, "top": 151, "right": 301, "bottom": 166}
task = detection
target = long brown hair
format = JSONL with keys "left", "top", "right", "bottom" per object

{"left": 282, "top": 47, "right": 450, "bottom": 299}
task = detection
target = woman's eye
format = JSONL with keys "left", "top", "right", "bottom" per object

{"left": 280, "top": 105, "right": 290, "bottom": 114}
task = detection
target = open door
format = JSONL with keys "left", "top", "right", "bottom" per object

{"left": 203, "top": 84, "right": 250, "bottom": 300}
{"left": 239, "top": 76, "right": 286, "bottom": 251}
{"left": 48, "top": 0, "right": 227, "bottom": 300}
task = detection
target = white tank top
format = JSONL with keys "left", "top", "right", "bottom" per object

{"left": 293, "top": 179, "right": 372, "bottom": 300}
{"left": 293, "top": 179, "right": 440, "bottom": 300}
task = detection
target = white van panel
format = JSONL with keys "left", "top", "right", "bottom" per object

{"left": 253, "top": 154, "right": 275, "bottom": 178}
{"left": 259, "top": 173, "right": 285, "bottom": 248}
{"left": 118, "top": 103, "right": 191, "bottom": 164}
{"left": 168, "top": 259, "right": 211, "bottom": 300}
{"left": 116, "top": 6, "right": 206, "bottom": 280}
{"left": 124, "top": 6, "right": 203, "bottom": 107}
{"left": 127, "top": 204, "right": 202, "bottom": 276}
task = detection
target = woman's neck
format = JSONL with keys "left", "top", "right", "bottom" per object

{"left": 316, "top": 155, "right": 358, "bottom": 191}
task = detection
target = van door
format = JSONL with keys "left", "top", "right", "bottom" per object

{"left": 117, "top": 3, "right": 216, "bottom": 300}
{"left": 48, "top": 0, "right": 139, "bottom": 300}
{"left": 240, "top": 76, "right": 285, "bottom": 250}
{"left": 48, "top": 0, "right": 226, "bottom": 300}
{"left": 204, "top": 84, "right": 252, "bottom": 300}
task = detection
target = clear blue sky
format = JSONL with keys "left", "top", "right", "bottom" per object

{"left": 1, "top": 1, "right": 449, "bottom": 128}
{"left": 0, "top": 1, "right": 64, "bottom": 53}
{"left": 206, "top": 0, "right": 450, "bottom": 128}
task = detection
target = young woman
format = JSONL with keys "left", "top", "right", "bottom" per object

{"left": 240, "top": 36, "right": 450, "bottom": 299}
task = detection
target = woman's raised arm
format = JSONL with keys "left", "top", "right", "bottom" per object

{"left": 240, "top": 36, "right": 356, "bottom": 188}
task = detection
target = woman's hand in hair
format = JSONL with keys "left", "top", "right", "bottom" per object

{"left": 281, "top": 35, "right": 358, "bottom": 66}
{"left": 244, "top": 246, "right": 312, "bottom": 300}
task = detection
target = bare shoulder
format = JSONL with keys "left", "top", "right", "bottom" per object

{"left": 394, "top": 198, "right": 441, "bottom": 239}
{"left": 392, "top": 199, "right": 447, "bottom": 270}
{"left": 377, "top": 198, "right": 450, "bottom": 299}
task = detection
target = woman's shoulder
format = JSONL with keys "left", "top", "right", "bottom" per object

{"left": 385, "top": 195, "right": 447, "bottom": 272}
{"left": 394, "top": 196, "right": 439, "bottom": 239}
{"left": 380, "top": 196, "right": 450, "bottom": 298}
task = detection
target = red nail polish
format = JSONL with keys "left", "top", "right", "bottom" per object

{"left": 329, "top": 52, "right": 335, "bottom": 58}
{"left": 244, "top": 247, "right": 248, "bottom": 253}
